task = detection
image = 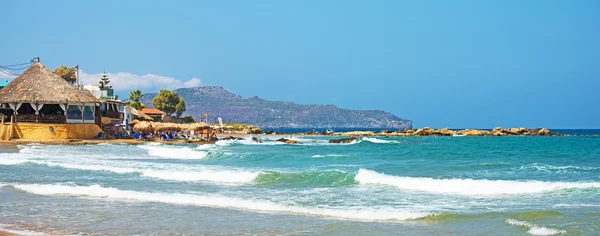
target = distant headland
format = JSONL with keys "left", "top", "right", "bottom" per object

{"left": 139, "top": 86, "right": 412, "bottom": 130}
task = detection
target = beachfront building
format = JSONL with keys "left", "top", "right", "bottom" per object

{"left": 140, "top": 108, "right": 164, "bottom": 121}
{"left": 82, "top": 84, "right": 124, "bottom": 125}
{"left": 0, "top": 62, "right": 102, "bottom": 140}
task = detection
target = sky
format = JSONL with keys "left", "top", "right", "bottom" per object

{"left": 1, "top": 0, "right": 599, "bottom": 128}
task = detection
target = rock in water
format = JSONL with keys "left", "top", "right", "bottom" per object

{"left": 329, "top": 137, "right": 357, "bottom": 143}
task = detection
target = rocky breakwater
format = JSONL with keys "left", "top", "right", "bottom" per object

{"left": 336, "top": 127, "right": 553, "bottom": 137}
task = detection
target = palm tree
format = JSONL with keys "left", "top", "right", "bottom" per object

{"left": 129, "top": 89, "right": 144, "bottom": 110}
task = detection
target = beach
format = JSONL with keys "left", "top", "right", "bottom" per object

{"left": 1, "top": 135, "right": 599, "bottom": 235}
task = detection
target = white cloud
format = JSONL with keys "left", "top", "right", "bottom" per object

{"left": 183, "top": 77, "right": 201, "bottom": 87}
{"left": 79, "top": 70, "right": 201, "bottom": 92}
{"left": 0, "top": 70, "right": 17, "bottom": 80}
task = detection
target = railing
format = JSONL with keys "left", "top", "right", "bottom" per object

{"left": 40, "top": 115, "right": 66, "bottom": 123}
{"left": 15, "top": 114, "right": 36, "bottom": 122}
{"left": 15, "top": 114, "right": 67, "bottom": 123}
{"left": 100, "top": 95, "right": 118, "bottom": 100}
{"left": 102, "top": 111, "right": 122, "bottom": 119}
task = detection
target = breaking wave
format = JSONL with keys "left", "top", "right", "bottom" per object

{"left": 354, "top": 169, "right": 600, "bottom": 197}
{"left": 255, "top": 171, "right": 356, "bottom": 186}
{"left": 0, "top": 160, "right": 258, "bottom": 184}
{"left": 3, "top": 184, "right": 431, "bottom": 221}
{"left": 311, "top": 154, "right": 348, "bottom": 158}
{"left": 505, "top": 218, "right": 566, "bottom": 235}
{"left": 137, "top": 145, "right": 208, "bottom": 159}
{"left": 362, "top": 137, "right": 400, "bottom": 144}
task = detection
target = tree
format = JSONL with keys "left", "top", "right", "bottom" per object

{"left": 54, "top": 65, "right": 76, "bottom": 84}
{"left": 175, "top": 97, "right": 186, "bottom": 117}
{"left": 182, "top": 115, "right": 195, "bottom": 123}
{"left": 152, "top": 90, "right": 182, "bottom": 116}
{"left": 128, "top": 89, "right": 144, "bottom": 110}
{"left": 99, "top": 73, "right": 111, "bottom": 89}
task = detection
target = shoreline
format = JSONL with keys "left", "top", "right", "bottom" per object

{"left": 0, "top": 127, "right": 596, "bottom": 147}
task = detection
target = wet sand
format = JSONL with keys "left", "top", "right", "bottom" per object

{"left": 0, "top": 231, "right": 19, "bottom": 236}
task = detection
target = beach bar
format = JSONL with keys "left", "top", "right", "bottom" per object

{"left": 0, "top": 62, "right": 102, "bottom": 140}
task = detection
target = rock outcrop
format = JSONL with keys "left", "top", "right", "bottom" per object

{"left": 335, "top": 127, "right": 554, "bottom": 137}
{"left": 329, "top": 137, "right": 358, "bottom": 143}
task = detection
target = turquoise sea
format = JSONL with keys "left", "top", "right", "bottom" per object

{"left": 1, "top": 135, "right": 599, "bottom": 235}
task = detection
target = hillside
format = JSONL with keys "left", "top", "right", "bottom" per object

{"left": 140, "top": 86, "right": 412, "bottom": 129}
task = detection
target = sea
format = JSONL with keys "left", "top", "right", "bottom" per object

{"left": 0, "top": 133, "right": 599, "bottom": 235}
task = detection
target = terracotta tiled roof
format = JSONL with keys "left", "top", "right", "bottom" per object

{"left": 140, "top": 108, "right": 164, "bottom": 115}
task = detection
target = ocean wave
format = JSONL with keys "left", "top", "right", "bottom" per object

{"left": 215, "top": 137, "right": 361, "bottom": 146}
{"left": 354, "top": 169, "right": 600, "bottom": 197}
{"left": 4, "top": 184, "right": 431, "bottom": 221}
{"left": 255, "top": 171, "right": 356, "bottom": 186}
{"left": 215, "top": 138, "right": 285, "bottom": 146}
{"left": 521, "top": 163, "right": 599, "bottom": 172}
{"left": 311, "top": 154, "right": 348, "bottom": 158}
{"left": 141, "top": 169, "right": 259, "bottom": 184}
{"left": 0, "top": 159, "right": 29, "bottom": 165}
{"left": 0, "top": 160, "right": 257, "bottom": 184}
{"left": 505, "top": 218, "right": 566, "bottom": 235}
{"left": 137, "top": 145, "right": 208, "bottom": 159}
{"left": 362, "top": 137, "right": 400, "bottom": 144}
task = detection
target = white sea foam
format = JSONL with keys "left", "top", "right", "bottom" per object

{"left": 35, "top": 161, "right": 138, "bottom": 174}
{"left": 354, "top": 169, "right": 600, "bottom": 197}
{"left": 362, "top": 137, "right": 399, "bottom": 144}
{"left": 138, "top": 145, "right": 208, "bottom": 159}
{"left": 141, "top": 169, "right": 260, "bottom": 184}
{"left": 6, "top": 184, "right": 431, "bottom": 222}
{"left": 0, "top": 159, "right": 29, "bottom": 165}
{"left": 523, "top": 163, "right": 598, "bottom": 172}
{"left": 311, "top": 154, "right": 348, "bottom": 158}
{"left": 215, "top": 138, "right": 284, "bottom": 146}
{"left": 505, "top": 218, "right": 566, "bottom": 235}
{"left": 196, "top": 144, "right": 217, "bottom": 150}
{"left": 0, "top": 159, "right": 258, "bottom": 184}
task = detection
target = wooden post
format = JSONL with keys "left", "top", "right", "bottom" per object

{"left": 8, "top": 115, "right": 13, "bottom": 140}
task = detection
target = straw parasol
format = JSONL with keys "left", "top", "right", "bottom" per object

{"left": 129, "top": 119, "right": 140, "bottom": 126}
{"left": 133, "top": 122, "right": 153, "bottom": 132}
{"left": 0, "top": 63, "right": 98, "bottom": 104}
{"left": 185, "top": 123, "right": 210, "bottom": 132}
{"left": 154, "top": 123, "right": 182, "bottom": 132}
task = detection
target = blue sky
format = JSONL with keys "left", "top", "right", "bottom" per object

{"left": 1, "top": 1, "right": 599, "bottom": 128}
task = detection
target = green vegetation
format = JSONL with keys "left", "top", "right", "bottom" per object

{"left": 53, "top": 65, "right": 76, "bottom": 84}
{"left": 152, "top": 90, "right": 186, "bottom": 117}
{"left": 175, "top": 98, "right": 186, "bottom": 117}
{"left": 128, "top": 89, "right": 144, "bottom": 110}
{"left": 99, "top": 73, "right": 111, "bottom": 89}
{"left": 223, "top": 123, "right": 252, "bottom": 130}
{"left": 182, "top": 115, "right": 195, "bottom": 123}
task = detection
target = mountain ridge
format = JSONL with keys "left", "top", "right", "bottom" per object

{"left": 139, "top": 86, "right": 412, "bottom": 129}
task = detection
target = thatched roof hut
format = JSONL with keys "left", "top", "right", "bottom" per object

{"left": 0, "top": 63, "right": 98, "bottom": 104}
{"left": 0, "top": 62, "right": 100, "bottom": 124}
